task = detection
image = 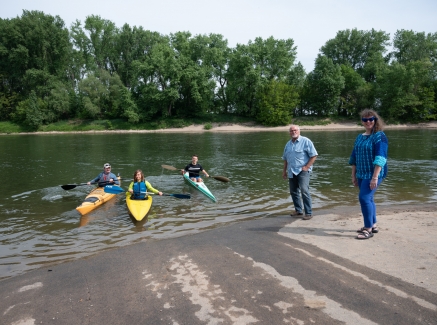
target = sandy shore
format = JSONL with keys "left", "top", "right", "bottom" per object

{"left": 4, "top": 121, "right": 437, "bottom": 135}
{"left": 153, "top": 121, "right": 437, "bottom": 133}
{"left": 281, "top": 203, "right": 437, "bottom": 295}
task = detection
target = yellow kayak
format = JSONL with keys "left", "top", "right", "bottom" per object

{"left": 125, "top": 192, "right": 153, "bottom": 221}
{"left": 75, "top": 187, "right": 117, "bottom": 216}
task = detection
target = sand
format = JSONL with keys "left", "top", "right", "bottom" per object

{"left": 279, "top": 203, "right": 437, "bottom": 295}
{"left": 4, "top": 121, "right": 437, "bottom": 135}
{"left": 149, "top": 121, "right": 437, "bottom": 133}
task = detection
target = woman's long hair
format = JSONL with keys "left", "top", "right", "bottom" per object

{"left": 133, "top": 169, "right": 145, "bottom": 182}
{"left": 360, "top": 109, "right": 385, "bottom": 132}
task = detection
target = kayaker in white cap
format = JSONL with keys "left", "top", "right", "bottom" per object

{"left": 87, "top": 163, "right": 120, "bottom": 187}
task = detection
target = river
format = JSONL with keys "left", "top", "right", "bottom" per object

{"left": 0, "top": 129, "right": 436, "bottom": 279}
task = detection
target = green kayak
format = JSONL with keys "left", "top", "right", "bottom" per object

{"left": 183, "top": 172, "right": 216, "bottom": 202}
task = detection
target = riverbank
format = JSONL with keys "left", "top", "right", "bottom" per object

{"left": 3, "top": 121, "right": 437, "bottom": 135}
{"left": 1, "top": 203, "right": 436, "bottom": 325}
{"left": 152, "top": 121, "right": 437, "bottom": 133}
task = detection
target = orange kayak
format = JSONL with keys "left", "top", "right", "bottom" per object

{"left": 75, "top": 187, "right": 117, "bottom": 215}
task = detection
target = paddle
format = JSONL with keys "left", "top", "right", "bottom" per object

{"left": 161, "top": 164, "right": 230, "bottom": 182}
{"left": 61, "top": 180, "right": 119, "bottom": 190}
{"left": 61, "top": 183, "right": 88, "bottom": 190}
{"left": 104, "top": 185, "right": 191, "bottom": 199}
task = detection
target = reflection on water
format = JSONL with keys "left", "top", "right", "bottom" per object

{"left": 0, "top": 129, "right": 436, "bottom": 279}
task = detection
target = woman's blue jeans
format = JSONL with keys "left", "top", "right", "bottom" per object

{"left": 357, "top": 178, "right": 383, "bottom": 228}
{"left": 288, "top": 171, "right": 312, "bottom": 215}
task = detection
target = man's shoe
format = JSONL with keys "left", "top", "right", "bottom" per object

{"left": 290, "top": 211, "right": 303, "bottom": 217}
{"left": 303, "top": 214, "right": 313, "bottom": 220}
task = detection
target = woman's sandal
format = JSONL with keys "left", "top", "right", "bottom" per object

{"left": 356, "top": 229, "right": 373, "bottom": 240}
{"left": 357, "top": 226, "right": 379, "bottom": 234}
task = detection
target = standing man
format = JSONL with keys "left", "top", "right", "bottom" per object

{"left": 282, "top": 125, "right": 318, "bottom": 220}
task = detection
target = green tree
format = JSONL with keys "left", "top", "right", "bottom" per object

{"left": 226, "top": 43, "right": 261, "bottom": 116}
{"left": 256, "top": 80, "right": 299, "bottom": 126}
{"left": 286, "top": 62, "right": 306, "bottom": 89}
{"left": 111, "top": 24, "right": 163, "bottom": 88}
{"left": 70, "top": 15, "right": 118, "bottom": 79}
{"left": 203, "top": 34, "right": 230, "bottom": 113}
{"left": 300, "top": 55, "right": 344, "bottom": 116}
{"left": 338, "top": 64, "right": 369, "bottom": 116}
{"left": 120, "top": 87, "right": 139, "bottom": 123}
{"left": 11, "top": 91, "right": 48, "bottom": 129}
{"left": 132, "top": 35, "right": 181, "bottom": 120}
{"left": 226, "top": 36, "right": 297, "bottom": 116}
{"left": 249, "top": 37, "right": 297, "bottom": 80}
{"left": 170, "top": 32, "right": 217, "bottom": 117}
{"left": 77, "top": 69, "right": 124, "bottom": 119}
{"left": 391, "top": 30, "right": 437, "bottom": 65}
{"left": 320, "top": 28, "right": 390, "bottom": 80}
{"left": 0, "top": 10, "right": 71, "bottom": 119}
{"left": 376, "top": 60, "right": 436, "bottom": 120}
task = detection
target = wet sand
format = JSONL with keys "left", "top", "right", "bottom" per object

{"left": 1, "top": 203, "right": 436, "bottom": 325}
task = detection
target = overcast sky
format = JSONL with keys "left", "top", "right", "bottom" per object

{"left": 2, "top": 0, "right": 437, "bottom": 72}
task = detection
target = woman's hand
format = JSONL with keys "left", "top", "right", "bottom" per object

{"left": 351, "top": 175, "right": 358, "bottom": 187}
{"left": 370, "top": 178, "right": 378, "bottom": 190}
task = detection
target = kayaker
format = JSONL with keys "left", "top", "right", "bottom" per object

{"left": 128, "top": 169, "right": 163, "bottom": 199}
{"left": 87, "top": 163, "right": 120, "bottom": 187}
{"left": 181, "top": 155, "right": 209, "bottom": 182}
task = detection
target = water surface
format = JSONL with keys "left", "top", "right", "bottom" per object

{"left": 1, "top": 129, "right": 436, "bottom": 279}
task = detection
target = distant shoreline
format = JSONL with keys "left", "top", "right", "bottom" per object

{"left": 2, "top": 121, "right": 437, "bottom": 135}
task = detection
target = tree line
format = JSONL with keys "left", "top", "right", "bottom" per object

{"left": 0, "top": 10, "right": 436, "bottom": 129}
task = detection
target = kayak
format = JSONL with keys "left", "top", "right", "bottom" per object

{"left": 75, "top": 187, "right": 117, "bottom": 215}
{"left": 183, "top": 172, "right": 217, "bottom": 202}
{"left": 75, "top": 177, "right": 121, "bottom": 215}
{"left": 125, "top": 192, "right": 153, "bottom": 221}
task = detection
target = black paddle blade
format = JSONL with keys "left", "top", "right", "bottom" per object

{"left": 167, "top": 193, "right": 191, "bottom": 199}
{"left": 61, "top": 182, "right": 88, "bottom": 190}
{"left": 61, "top": 184, "right": 77, "bottom": 190}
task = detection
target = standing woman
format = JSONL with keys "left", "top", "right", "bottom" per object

{"left": 349, "top": 109, "right": 388, "bottom": 239}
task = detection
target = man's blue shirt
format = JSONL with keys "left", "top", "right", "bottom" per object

{"left": 282, "top": 136, "right": 318, "bottom": 176}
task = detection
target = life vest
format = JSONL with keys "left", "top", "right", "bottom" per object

{"left": 97, "top": 172, "right": 113, "bottom": 187}
{"left": 132, "top": 181, "right": 146, "bottom": 199}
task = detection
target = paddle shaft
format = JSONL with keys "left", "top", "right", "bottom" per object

{"left": 61, "top": 180, "right": 119, "bottom": 190}
{"left": 104, "top": 185, "right": 190, "bottom": 199}
{"left": 133, "top": 191, "right": 191, "bottom": 199}
{"left": 62, "top": 174, "right": 121, "bottom": 190}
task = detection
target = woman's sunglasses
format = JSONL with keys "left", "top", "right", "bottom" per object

{"left": 362, "top": 116, "right": 377, "bottom": 122}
